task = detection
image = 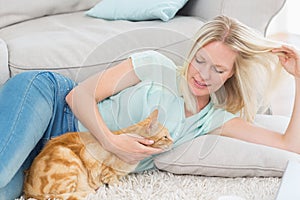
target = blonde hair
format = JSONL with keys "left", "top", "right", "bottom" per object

{"left": 178, "top": 15, "right": 284, "bottom": 122}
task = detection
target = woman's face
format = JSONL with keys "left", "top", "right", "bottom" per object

{"left": 187, "top": 41, "right": 237, "bottom": 99}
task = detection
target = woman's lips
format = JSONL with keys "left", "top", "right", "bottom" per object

{"left": 193, "top": 78, "right": 209, "bottom": 89}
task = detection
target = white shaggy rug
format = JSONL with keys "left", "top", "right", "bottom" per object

{"left": 19, "top": 170, "right": 281, "bottom": 200}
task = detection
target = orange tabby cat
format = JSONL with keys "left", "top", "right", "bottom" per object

{"left": 23, "top": 109, "right": 172, "bottom": 200}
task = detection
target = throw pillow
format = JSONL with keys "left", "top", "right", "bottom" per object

{"left": 154, "top": 114, "right": 300, "bottom": 177}
{"left": 86, "top": 0, "right": 189, "bottom": 22}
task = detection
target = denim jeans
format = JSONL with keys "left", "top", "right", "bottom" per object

{"left": 0, "top": 71, "right": 78, "bottom": 199}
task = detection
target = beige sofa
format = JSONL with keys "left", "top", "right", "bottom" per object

{"left": 2, "top": 0, "right": 297, "bottom": 178}
{"left": 0, "top": 0, "right": 286, "bottom": 84}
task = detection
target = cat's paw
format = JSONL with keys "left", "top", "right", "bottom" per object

{"left": 100, "top": 167, "right": 121, "bottom": 185}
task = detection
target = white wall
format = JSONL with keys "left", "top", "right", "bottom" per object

{"left": 267, "top": 0, "right": 300, "bottom": 36}
{"left": 266, "top": 0, "right": 299, "bottom": 117}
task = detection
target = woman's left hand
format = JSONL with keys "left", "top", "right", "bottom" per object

{"left": 272, "top": 45, "right": 300, "bottom": 78}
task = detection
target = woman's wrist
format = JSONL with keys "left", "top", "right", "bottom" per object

{"left": 96, "top": 128, "right": 116, "bottom": 151}
{"left": 294, "top": 77, "right": 300, "bottom": 100}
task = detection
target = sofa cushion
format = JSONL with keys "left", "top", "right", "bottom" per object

{"left": 178, "top": 0, "right": 286, "bottom": 35}
{"left": 86, "top": 0, "right": 188, "bottom": 22}
{"left": 0, "top": 11, "right": 203, "bottom": 82}
{"left": 0, "top": 38, "right": 8, "bottom": 85}
{"left": 0, "top": 0, "right": 99, "bottom": 29}
{"left": 154, "top": 114, "right": 300, "bottom": 177}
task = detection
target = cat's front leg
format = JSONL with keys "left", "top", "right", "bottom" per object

{"left": 88, "top": 161, "right": 106, "bottom": 189}
{"left": 80, "top": 145, "right": 106, "bottom": 189}
{"left": 84, "top": 156, "right": 121, "bottom": 186}
{"left": 100, "top": 158, "right": 138, "bottom": 185}
{"left": 99, "top": 164, "right": 121, "bottom": 185}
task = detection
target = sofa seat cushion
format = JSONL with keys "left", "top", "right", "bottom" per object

{"left": 0, "top": 11, "right": 203, "bottom": 82}
{"left": 0, "top": 38, "right": 8, "bottom": 84}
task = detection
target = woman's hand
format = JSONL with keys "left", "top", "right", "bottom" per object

{"left": 272, "top": 45, "right": 300, "bottom": 78}
{"left": 102, "top": 132, "right": 164, "bottom": 164}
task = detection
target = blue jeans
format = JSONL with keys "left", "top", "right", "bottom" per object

{"left": 0, "top": 71, "right": 78, "bottom": 199}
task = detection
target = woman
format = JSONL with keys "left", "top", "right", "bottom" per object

{"left": 0, "top": 15, "right": 299, "bottom": 199}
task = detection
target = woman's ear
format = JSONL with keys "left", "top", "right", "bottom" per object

{"left": 228, "top": 70, "right": 234, "bottom": 78}
{"left": 228, "top": 63, "right": 236, "bottom": 79}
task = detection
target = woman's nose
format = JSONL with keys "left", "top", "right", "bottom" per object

{"left": 197, "top": 65, "right": 211, "bottom": 80}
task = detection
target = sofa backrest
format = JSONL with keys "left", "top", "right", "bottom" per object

{"left": 1, "top": 0, "right": 286, "bottom": 34}
{"left": 0, "top": 0, "right": 99, "bottom": 29}
{"left": 179, "top": 0, "right": 286, "bottom": 35}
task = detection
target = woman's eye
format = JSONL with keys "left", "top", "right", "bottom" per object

{"left": 212, "top": 66, "right": 224, "bottom": 74}
{"left": 195, "top": 58, "right": 205, "bottom": 64}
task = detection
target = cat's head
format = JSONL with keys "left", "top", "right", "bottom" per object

{"left": 138, "top": 109, "right": 173, "bottom": 150}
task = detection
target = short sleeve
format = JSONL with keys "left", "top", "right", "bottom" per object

{"left": 203, "top": 108, "right": 238, "bottom": 133}
{"left": 130, "top": 50, "right": 179, "bottom": 94}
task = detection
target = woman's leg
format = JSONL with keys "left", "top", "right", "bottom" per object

{"left": 0, "top": 166, "right": 24, "bottom": 200}
{"left": 0, "top": 71, "right": 77, "bottom": 199}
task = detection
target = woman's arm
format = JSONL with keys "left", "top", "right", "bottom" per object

{"left": 220, "top": 45, "right": 300, "bottom": 154}
{"left": 66, "top": 58, "right": 163, "bottom": 164}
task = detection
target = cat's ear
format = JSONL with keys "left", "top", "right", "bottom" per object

{"left": 147, "top": 109, "right": 159, "bottom": 133}
{"left": 149, "top": 109, "right": 158, "bottom": 122}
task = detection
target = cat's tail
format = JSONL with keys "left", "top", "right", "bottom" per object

{"left": 24, "top": 192, "right": 94, "bottom": 200}
{"left": 23, "top": 185, "right": 93, "bottom": 200}
{"left": 23, "top": 192, "right": 89, "bottom": 200}
{"left": 56, "top": 192, "right": 95, "bottom": 200}
{"left": 23, "top": 179, "right": 92, "bottom": 200}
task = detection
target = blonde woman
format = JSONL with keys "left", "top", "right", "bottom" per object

{"left": 0, "top": 15, "right": 299, "bottom": 199}
{"left": 68, "top": 15, "right": 300, "bottom": 164}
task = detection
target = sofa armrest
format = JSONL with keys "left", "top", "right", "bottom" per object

{"left": 0, "top": 38, "right": 9, "bottom": 85}
{"left": 178, "top": 0, "right": 286, "bottom": 35}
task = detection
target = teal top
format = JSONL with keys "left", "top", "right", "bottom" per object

{"left": 78, "top": 50, "right": 237, "bottom": 172}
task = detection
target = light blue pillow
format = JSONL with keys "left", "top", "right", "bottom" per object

{"left": 86, "top": 0, "right": 189, "bottom": 22}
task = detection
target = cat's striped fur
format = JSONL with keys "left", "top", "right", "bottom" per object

{"left": 23, "top": 109, "right": 172, "bottom": 200}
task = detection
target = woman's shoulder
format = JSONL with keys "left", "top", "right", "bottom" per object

{"left": 129, "top": 50, "right": 180, "bottom": 94}
{"left": 130, "top": 50, "right": 177, "bottom": 69}
{"left": 203, "top": 103, "right": 238, "bottom": 132}
{"left": 130, "top": 50, "right": 167, "bottom": 59}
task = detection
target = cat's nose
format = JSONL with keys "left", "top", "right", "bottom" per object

{"left": 162, "top": 144, "right": 173, "bottom": 151}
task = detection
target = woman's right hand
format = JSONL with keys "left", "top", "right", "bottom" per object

{"left": 272, "top": 45, "right": 300, "bottom": 78}
{"left": 102, "top": 132, "right": 164, "bottom": 164}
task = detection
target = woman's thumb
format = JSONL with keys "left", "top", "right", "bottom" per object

{"left": 137, "top": 137, "right": 154, "bottom": 146}
{"left": 124, "top": 133, "right": 154, "bottom": 146}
